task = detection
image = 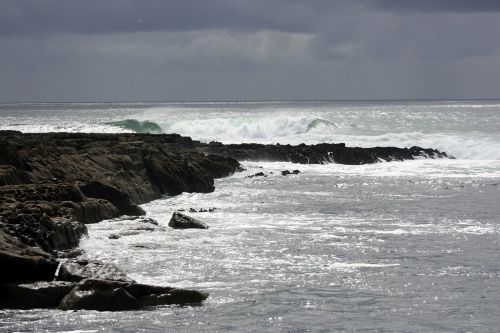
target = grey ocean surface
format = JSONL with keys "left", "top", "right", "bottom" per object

{"left": 1, "top": 101, "right": 500, "bottom": 332}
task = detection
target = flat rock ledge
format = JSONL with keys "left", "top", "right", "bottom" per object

{"left": 0, "top": 258, "right": 208, "bottom": 311}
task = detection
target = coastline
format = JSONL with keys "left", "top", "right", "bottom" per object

{"left": 0, "top": 130, "right": 449, "bottom": 310}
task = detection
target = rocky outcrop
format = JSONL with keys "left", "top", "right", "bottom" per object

{"left": 281, "top": 170, "right": 301, "bottom": 176}
{"left": 1, "top": 257, "right": 209, "bottom": 310}
{"left": 56, "top": 259, "right": 136, "bottom": 283}
{"left": 0, "top": 230, "right": 58, "bottom": 283}
{"left": 0, "top": 281, "right": 76, "bottom": 309}
{"left": 58, "top": 279, "right": 208, "bottom": 311}
{"left": 0, "top": 131, "right": 240, "bottom": 249}
{"left": 199, "top": 142, "right": 450, "bottom": 165}
{"left": 169, "top": 212, "right": 209, "bottom": 229}
{"left": 0, "top": 131, "right": 242, "bottom": 308}
{"left": 0, "top": 130, "right": 450, "bottom": 310}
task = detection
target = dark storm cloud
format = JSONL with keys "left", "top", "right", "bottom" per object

{"left": 367, "top": 0, "right": 500, "bottom": 13}
{"left": 1, "top": 0, "right": 500, "bottom": 101}
{"left": 2, "top": 0, "right": 499, "bottom": 38}
{"left": 0, "top": 0, "right": 334, "bottom": 36}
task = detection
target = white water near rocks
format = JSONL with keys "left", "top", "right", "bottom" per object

{"left": 1, "top": 101, "right": 499, "bottom": 332}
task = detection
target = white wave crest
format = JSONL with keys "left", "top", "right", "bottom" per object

{"left": 160, "top": 116, "right": 335, "bottom": 142}
{"left": 327, "top": 132, "right": 500, "bottom": 160}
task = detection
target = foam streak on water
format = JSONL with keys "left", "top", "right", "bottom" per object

{"left": 1, "top": 101, "right": 500, "bottom": 332}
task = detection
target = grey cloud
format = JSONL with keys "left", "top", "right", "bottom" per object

{"left": 0, "top": 0, "right": 334, "bottom": 36}
{"left": 367, "top": 0, "right": 500, "bottom": 13}
{"left": 1, "top": 0, "right": 500, "bottom": 101}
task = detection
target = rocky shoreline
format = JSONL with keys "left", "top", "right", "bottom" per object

{"left": 0, "top": 130, "right": 449, "bottom": 310}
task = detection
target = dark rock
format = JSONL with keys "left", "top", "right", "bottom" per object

{"left": 79, "top": 181, "right": 145, "bottom": 217}
{"left": 126, "top": 282, "right": 209, "bottom": 305}
{"left": 189, "top": 208, "right": 198, "bottom": 213}
{"left": 281, "top": 170, "right": 301, "bottom": 176}
{"left": 58, "top": 279, "right": 208, "bottom": 311}
{"left": 58, "top": 282, "right": 141, "bottom": 311}
{"left": 140, "top": 288, "right": 209, "bottom": 306}
{"left": 0, "top": 281, "right": 76, "bottom": 309}
{"left": 56, "top": 260, "right": 135, "bottom": 283}
{"left": 62, "top": 198, "right": 121, "bottom": 224}
{"left": 246, "top": 172, "right": 267, "bottom": 178}
{"left": 168, "top": 212, "right": 209, "bottom": 229}
{"left": 200, "top": 142, "right": 450, "bottom": 165}
{"left": 0, "top": 230, "right": 58, "bottom": 283}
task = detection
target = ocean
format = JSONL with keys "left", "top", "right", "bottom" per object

{"left": 1, "top": 100, "right": 499, "bottom": 332}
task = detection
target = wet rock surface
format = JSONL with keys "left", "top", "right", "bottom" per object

{"left": 169, "top": 212, "right": 209, "bottom": 229}
{"left": 0, "top": 281, "right": 77, "bottom": 309}
{"left": 281, "top": 170, "right": 301, "bottom": 176}
{"left": 0, "top": 229, "right": 58, "bottom": 283}
{"left": 56, "top": 259, "right": 136, "bottom": 283}
{"left": 58, "top": 279, "right": 209, "bottom": 311}
{"left": 200, "top": 142, "right": 450, "bottom": 165}
{"left": 0, "top": 132, "right": 242, "bottom": 309}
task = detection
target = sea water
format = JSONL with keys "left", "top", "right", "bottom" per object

{"left": 1, "top": 101, "right": 499, "bottom": 332}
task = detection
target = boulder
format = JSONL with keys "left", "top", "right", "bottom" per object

{"left": 140, "top": 288, "right": 209, "bottom": 306}
{"left": 126, "top": 283, "right": 209, "bottom": 306}
{"left": 56, "top": 259, "right": 135, "bottom": 283}
{"left": 281, "top": 170, "right": 301, "bottom": 176}
{"left": 58, "top": 283, "right": 141, "bottom": 311}
{"left": 58, "top": 279, "right": 209, "bottom": 311}
{"left": 79, "top": 181, "right": 145, "bottom": 217}
{"left": 0, "top": 281, "right": 76, "bottom": 309}
{"left": 246, "top": 172, "right": 267, "bottom": 178}
{"left": 168, "top": 212, "right": 209, "bottom": 229}
{"left": 0, "top": 230, "right": 58, "bottom": 283}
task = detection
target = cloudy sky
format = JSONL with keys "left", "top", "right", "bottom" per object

{"left": 1, "top": 0, "right": 500, "bottom": 102}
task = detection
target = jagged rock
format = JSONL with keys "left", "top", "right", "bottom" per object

{"left": 0, "top": 165, "right": 29, "bottom": 186}
{"left": 246, "top": 172, "right": 267, "bottom": 178}
{"left": 168, "top": 212, "right": 209, "bottom": 229}
{"left": 58, "top": 282, "right": 141, "bottom": 311}
{"left": 79, "top": 181, "right": 145, "bottom": 217}
{"left": 200, "top": 142, "right": 450, "bottom": 165}
{"left": 58, "top": 279, "right": 209, "bottom": 311}
{"left": 0, "top": 281, "right": 76, "bottom": 309}
{"left": 281, "top": 170, "right": 301, "bottom": 176}
{"left": 0, "top": 230, "right": 58, "bottom": 283}
{"left": 56, "top": 259, "right": 135, "bottom": 283}
{"left": 61, "top": 198, "right": 121, "bottom": 224}
{"left": 138, "top": 287, "right": 209, "bottom": 306}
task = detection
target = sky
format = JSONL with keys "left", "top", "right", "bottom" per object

{"left": 1, "top": 0, "right": 500, "bottom": 102}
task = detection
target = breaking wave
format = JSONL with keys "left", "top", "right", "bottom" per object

{"left": 105, "top": 118, "right": 500, "bottom": 160}
{"left": 108, "top": 116, "right": 336, "bottom": 141}
{"left": 327, "top": 132, "right": 500, "bottom": 160}
{"left": 106, "top": 119, "right": 163, "bottom": 134}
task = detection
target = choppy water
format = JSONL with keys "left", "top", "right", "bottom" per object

{"left": 1, "top": 101, "right": 500, "bottom": 332}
